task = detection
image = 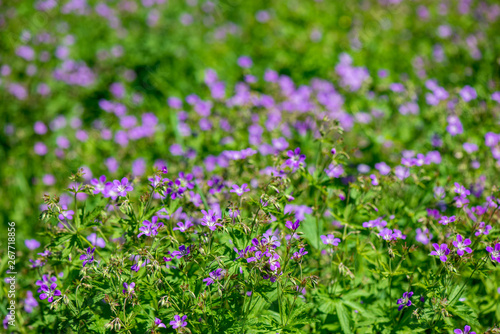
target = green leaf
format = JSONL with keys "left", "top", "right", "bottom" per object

{"left": 448, "top": 305, "right": 480, "bottom": 327}
{"left": 336, "top": 301, "right": 352, "bottom": 334}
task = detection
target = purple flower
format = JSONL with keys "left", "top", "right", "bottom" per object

{"left": 87, "top": 233, "right": 106, "bottom": 248}
{"left": 320, "top": 234, "right": 341, "bottom": 246}
{"left": 171, "top": 245, "right": 190, "bottom": 259}
{"left": 454, "top": 325, "right": 476, "bottom": 334}
{"left": 375, "top": 162, "right": 391, "bottom": 175}
{"left": 434, "top": 186, "right": 446, "bottom": 199}
{"left": 24, "top": 291, "right": 39, "bottom": 313}
{"left": 397, "top": 291, "right": 413, "bottom": 311}
{"left": 130, "top": 255, "right": 149, "bottom": 272}
{"left": 35, "top": 274, "right": 57, "bottom": 292}
{"left": 261, "top": 230, "right": 281, "bottom": 248}
{"left": 148, "top": 175, "right": 166, "bottom": 189}
{"left": 454, "top": 183, "right": 470, "bottom": 197}
{"left": 268, "top": 253, "right": 281, "bottom": 271}
{"left": 90, "top": 175, "right": 107, "bottom": 195}
{"left": 459, "top": 86, "right": 477, "bottom": 102}
{"left": 463, "top": 142, "right": 478, "bottom": 154}
{"left": 439, "top": 216, "right": 456, "bottom": 225}
{"left": 363, "top": 217, "right": 387, "bottom": 230}
{"left": 173, "top": 220, "right": 193, "bottom": 232}
{"left": 80, "top": 247, "right": 95, "bottom": 267}
{"left": 394, "top": 166, "right": 410, "bottom": 180}
{"left": 486, "top": 243, "right": 500, "bottom": 262}
{"left": 237, "top": 56, "right": 252, "bottom": 68}
{"left": 430, "top": 243, "right": 450, "bottom": 262}
{"left": 202, "top": 268, "right": 226, "bottom": 286}
{"left": 170, "top": 315, "right": 187, "bottom": 329}
{"left": 25, "top": 239, "right": 41, "bottom": 250}
{"left": 292, "top": 248, "right": 308, "bottom": 260}
{"left": 137, "top": 216, "right": 163, "bottom": 238}
{"left": 475, "top": 222, "right": 492, "bottom": 236}
{"left": 392, "top": 229, "right": 406, "bottom": 240}
{"left": 112, "top": 177, "right": 133, "bottom": 197}
{"left": 285, "top": 220, "right": 300, "bottom": 231}
{"left": 200, "top": 209, "right": 222, "bottom": 231}
{"left": 452, "top": 234, "right": 472, "bottom": 256}
{"left": 447, "top": 116, "right": 463, "bottom": 136}
{"left": 154, "top": 318, "right": 166, "bottom": 328}
{"left": 415, "top": 228, "right": 433, "bottom": 245}
{"left": 283, "top": 148, "right": 306, "bottom": 172}
{"left": 58, "top": 206, "right": 75, "bottom": 221}
{"left": 428, "top": 209, "right": 443, "bottom": 220}
{"left": 177, "top": 172, "right": 195, "bottom": 190}
{"left": 324, "top": 163, "right": 344, "bottom": 178}
{"left": 39, "top": 283, "right": 61, "bottom": 303}
{"left": 230, "top": 183, "right": 250, "bottom": 196}
{"left": 379, "top": 228, "right": 394, "bottom": 241}
{"left": 166, "top": 179, "right": 185, "bottom": 199}
{"left": 122, "top": 282, "right": 135, "bottom": 295}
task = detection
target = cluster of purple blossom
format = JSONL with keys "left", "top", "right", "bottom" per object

{"left": 90, "top": 176, "right": 134, "bottom": 199}
{"left": 137, "top": 216, "right": 164, "bottom": 238}
{"left": 234, "top": 229, "right": 284, "bottom": 282}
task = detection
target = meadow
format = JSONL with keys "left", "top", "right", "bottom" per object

{"left": 1, "top": 0, "right": 500, "bottom": 333}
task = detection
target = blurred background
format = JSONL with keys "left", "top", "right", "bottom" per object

{"left": 1, "top": 0, "right": 499, "bottom": 241}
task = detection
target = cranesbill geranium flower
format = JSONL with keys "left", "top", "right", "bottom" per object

{"left": 166, "top": 179, "right": 185, "bottom": 199}
{"left": 394, "top": 166, "right": 410, "bottom": 180}
{"left": 486, "top": 243, "right": 500, "bottom": 262}
{"left": 230, "top": 183, "right": 250, "bottom": 196}
{"left": 153, "top": 318, "right": 166, "bottom": 328}
{"left": 415, "top": 228, "right": 433, "bottom": 245}
{"left": 148, "top": 175, "right": 165, "bottom": 189}
{"left": 430, "top": 243, "right": 450, "bottom": 262}
{"left": 283, "top": 148, "right": 306, "bottom": 171}
{"left": 35, "top": 274, "right": 58, "bottom": 290}
{"left": 397, "top": 291, "right": 413, "bottom": 311}
{"left": 459, "top": 85, "right": 477, "bottom": 102}
{"left": 320, "top": 234, "right": 341, "bottom": 246}
{"left": 324, "top": 163, "right": 344, "bottom": 178}
{"left": 173, "top": 220, "right": 193, "bottom": 232}
{"left": 363, "top": 218, "right": 387, "bottom": 230}
{"left": 202, "top": 268, "right": 225, "bottom": 286}
{"left": 292, "top": 248, "right": 308, "bottom": 261}
{"left": 200, "top": 209, "right": 222, "bottom": 231}
{"left": 285, "top": 219, "right": 300, "bottom": 231}
{"left": 452, "top": 234, "right": 472, "bottom": 256}
{"left": 439, "top": 216, "right": 455, "bottom": 225}
{"left": 80, "top": 247, "right": 95, "bottom": 267}
{"left": 171, "top": 245, "right": 190, "bottom": 259}
{"left": 392, "top": 229, "right": 406, "bottom": 240}
{"left": 25, "top": 239, "right": 41, "bottom": 250}
{"left": 454, "top": 182, "right": 470, "bottom": 197}
{"left": 475, "top": 222, "right": 492, "bottom": 236}
{"left": 24, "top": 291, "right": 38, "bottom": 313}
{"left": 178, "top": 172, "right": 195, "bottom": 189}
{"left": 261, "top": 229, "right": 281, "bottom": 248}
{"left": 137, "top": 216, "right": 163, "bottom": 238}
{"left": 268, "top": 253, "right": 281, "bottom": 271}
{"left": 90, "top": 175, "right": 107, "bottom": 195}
{"left": 379, "top": 228, "right": 394, "bottom": 241}
{"left": 39, "top": 283, "right": 61, "bottom": 303}
{"left": 58, "top": 206, "right": 74, "bottom": 221}
{"left": 122, "top": 282, "right": 135, "bottom": 296}
{"left": 454, "top": 325, "right": 476, "bottom": 334}
{"left": 170, "top": 315, "right": 187, "bottom": 329}
{"left": 112, "top": 177, "right": 133, "bottom": 197}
